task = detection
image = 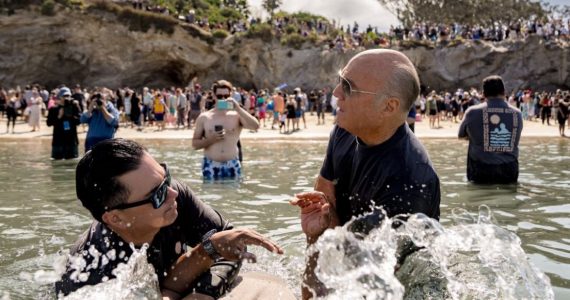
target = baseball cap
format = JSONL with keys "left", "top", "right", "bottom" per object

{"left": 58, "top": 87, "right": 72, "bottom": 98}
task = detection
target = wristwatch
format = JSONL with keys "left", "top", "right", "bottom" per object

{"left": 202, "top": 229, "right": 221, "bottom": 260}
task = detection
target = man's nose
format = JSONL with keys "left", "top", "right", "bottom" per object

{"left": 332, "top": 84, "right": 344, "bottom": 101}
{"left": 167, "top": 187, "right": 178, "bottom": 202}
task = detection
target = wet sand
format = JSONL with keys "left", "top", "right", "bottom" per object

{"left": 0, "top": 113, "right": 563, "bottom": 141}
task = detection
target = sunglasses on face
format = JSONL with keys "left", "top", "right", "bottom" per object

{"left": 216, "top": 94, "right": 230, "bottom": 99}
{"left": 108, "top": 163, "right": 171, "bottom": 211}
{"left": 337, "top": 70, "right": 380, "bottom": 98}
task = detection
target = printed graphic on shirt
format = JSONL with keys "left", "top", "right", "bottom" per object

{"left": 483, "top": 107, "right": 519, "bottom": 152}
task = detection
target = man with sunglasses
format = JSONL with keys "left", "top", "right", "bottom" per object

{"left": 192, "top": 80, "right": 259, "bottom": 181}
{"left": 290, "top": 49, "right": 441, "bottom": 299}
{"left": 56, "top": 138, "right": 288, "bottom": 299}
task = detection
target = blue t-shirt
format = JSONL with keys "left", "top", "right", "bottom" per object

{"left": 320, "top": 124, "right": 441, "bottom": 225}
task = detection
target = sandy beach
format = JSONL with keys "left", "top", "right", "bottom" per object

{"left": 0, "top": 113, "right": 564, "bottom": 141}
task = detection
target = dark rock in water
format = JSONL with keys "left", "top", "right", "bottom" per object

{"left": 396, "top": 249, "right": 451, "bottom": 300}
{"left": 0, "top": 9, "right": 568, "bottom": 91}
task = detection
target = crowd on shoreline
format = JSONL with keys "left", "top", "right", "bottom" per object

{"left": 117, "top": 0, "right": 570, "bottom": 52}
{"left": 417, "top": 88, "right": 570, "bottom": 136}
{"left": 1, "top": 83, "right": 569, "bottom": 136}
{"left": 0, "top": 83, "right": 335, "bottom": 135}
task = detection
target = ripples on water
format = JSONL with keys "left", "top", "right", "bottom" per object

{"left": 0, "top": 138, "right": 568, "bottom": 299}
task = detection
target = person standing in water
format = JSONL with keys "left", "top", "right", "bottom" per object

{"left": 192, "top": 80, "right": 259, "bottom": 181}
{"left": 290, "top": 49, "right": 441, "bottom": 299}
{"left": 458, "top": 75, "right": 523, "bottom": 184}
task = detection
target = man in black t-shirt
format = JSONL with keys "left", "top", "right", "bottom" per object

{"left": 55, "top": 139, "right": 287, "bottom": 299}
{"left": 458, "top": 75, "right": 523, "bottom": 184}
{"left": 290, "top": 49, "right": 441, "bottom": 299}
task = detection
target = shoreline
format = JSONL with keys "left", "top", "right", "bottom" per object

{"left": 0, "top": 114, "right": 565, "bottom": 142}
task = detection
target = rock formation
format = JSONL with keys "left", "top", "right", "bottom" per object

{"left": 0, "top": 7, "right": 568, "bottom": 92}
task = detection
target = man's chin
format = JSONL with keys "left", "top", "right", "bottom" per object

{"left": 164, "top": 207, "right": 178, "bottom": 225}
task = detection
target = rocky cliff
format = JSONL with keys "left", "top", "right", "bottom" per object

{"left": 1, "top": 8, "right": 569, "bottom": 92}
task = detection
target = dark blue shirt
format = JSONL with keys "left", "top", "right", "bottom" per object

{"left": 458, "top": 98, "right": 523, "bottom": 164}
{"left": 320, "top": 124, "right": 440, "bottom": 225}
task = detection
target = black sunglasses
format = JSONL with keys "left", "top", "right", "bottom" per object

{"left": 216, "top": 93, "right": 230, "bottom": 99}
{"left": 338, "top": 70, "right": 379, "bottom": 98}
{"left": 108, "top": 163, "right": 171, "bottom": 211}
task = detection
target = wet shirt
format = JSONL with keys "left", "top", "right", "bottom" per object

{"left": 320, "top": 124, "right": 441, "bottom": 225}
{"left": 55, "top": 180, "right": 239, "bottom": 297}
{"left": 458, "top": 98, "right": 523, "bottom": 165}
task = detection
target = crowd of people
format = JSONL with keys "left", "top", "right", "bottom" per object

{"left": 115, "top": 0, "right": 570, "bottom": 53}
{"left": 2, "top": 83, "right": 569, "bottom": 139}
{"left": 0, "top": 83, "right": 336, "bottom": 139}
{"left": 412, "top": 87, "right": 570, "bottom": 136}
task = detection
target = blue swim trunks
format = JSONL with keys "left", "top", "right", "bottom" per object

{"left": 202, "top": 157, "right": 242, "bottom": 181}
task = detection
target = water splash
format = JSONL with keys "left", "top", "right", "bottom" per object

{"left": 311, "top": 206, "right": 554, "bottom": 300}
{"left": 313, "top": 217, "right": 404, "bottom": 300}
{"left": 61, "top": 245, "right": 161, "bottom": 300}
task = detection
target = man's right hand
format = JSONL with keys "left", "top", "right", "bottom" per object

{"left": 209, "top": 228, "right": 283, "bottom": 262}
{"left": 209, "top": 129, "right": 225, "bottom": 142}
{"left": 290, "top": 191, "right": 338, "bottom": 243}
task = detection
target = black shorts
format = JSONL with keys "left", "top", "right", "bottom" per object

{"left": 428, "top": 109, "right": 437, "bottom": 116}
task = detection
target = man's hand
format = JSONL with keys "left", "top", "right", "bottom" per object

{"left": 290, "top": 191, "right": 338, "bottom": 243}
{"left": 210, "top": 228, "right": 283, "bottom": 262}
{"left": 209, "top": 129, "right": 225, "bottom": 141}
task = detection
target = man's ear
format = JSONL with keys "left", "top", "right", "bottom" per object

{"left": 383, "top": 97, "right": 400, "bottom": 114}
{"left": 102, "top": 211, "right": 129, "bottom": 229}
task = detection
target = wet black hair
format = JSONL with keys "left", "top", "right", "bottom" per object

{"left": 75, "top": 139, "right": 146, "bottom": 223}
{"left": 482, "top": 75, "right": 505, "bottom": 98}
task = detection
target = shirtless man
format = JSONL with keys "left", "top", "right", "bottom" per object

{"left": 192, "top": 80, "right": 259, "bottom": 181}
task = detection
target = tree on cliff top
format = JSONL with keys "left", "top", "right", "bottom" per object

{"left": 262, "top": 0, "right": 281, "bottom": 20}
{"left": 377, "top": 0, "right": 547, "bottom": 28}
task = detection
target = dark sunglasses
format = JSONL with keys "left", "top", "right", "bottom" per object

{"left": 338, "top": 70, "right": 379, "bottom": 98}
{"left": 216, "top": 93, "right": 230, "bottom": 99}
{"left": 108, "top": 163, "right": 171, "bottom": 211}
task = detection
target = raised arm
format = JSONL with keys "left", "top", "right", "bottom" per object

{"left": 230, "top": 99, "right": 259, "bottom": 130}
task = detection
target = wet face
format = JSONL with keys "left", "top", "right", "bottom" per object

{"left": 114, "top": 153, "right": 179, "bottom": 232}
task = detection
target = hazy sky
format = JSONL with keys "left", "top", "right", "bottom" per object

{"left": 248, "top": 0, "right": 569, "bottom": 32}
{"left": 248, "top": 0, "right": 399, "bottom": 32}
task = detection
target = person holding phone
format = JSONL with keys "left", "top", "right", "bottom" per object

{"left": 80, "top": 90, "right": 120, "bottom": 151}
{"left": 192, "top": 80, "right": 259, "bottom": 181}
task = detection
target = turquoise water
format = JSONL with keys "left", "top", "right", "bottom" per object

{"left": 0, "top": 138, "right": 568, "bottom": 299}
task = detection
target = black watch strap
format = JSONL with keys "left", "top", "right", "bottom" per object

{"left": 202, "top": 229, "right": 221, "bottom": 260}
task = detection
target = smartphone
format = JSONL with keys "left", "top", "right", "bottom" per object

{"left": 216, "top": 100, "right": 234, "bottom": 110}
{"left": 214, "top": 125, "right": 223, "bottom": 132}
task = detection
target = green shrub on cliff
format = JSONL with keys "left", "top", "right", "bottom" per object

{"left": 281, "top": 33, "right": 305, "bottom": 49}
{"left": 285, "top": 24, "right": 296, "bottom": 34}
{"left": 40, "top": 0, "right": 55, "bottom": 15}
{"left": 91, "top": 1, "right": 177, "bottom": 35}
{"left": 246, "top": 23, "right": 273, "bottom": 42}
{"left": 212, "top": 29, "right": 229, "bottom": 39}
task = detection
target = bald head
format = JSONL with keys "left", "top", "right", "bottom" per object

{"left": 348, "top": 49, "right": 420, "bottom": 113}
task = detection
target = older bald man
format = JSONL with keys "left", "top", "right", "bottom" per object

{"left": 291, "top": 49, "right": 441, "bottom": 299}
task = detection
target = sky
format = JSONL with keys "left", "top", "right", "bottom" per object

{"left": 248, "top": 0, "right": 399, "bottom": 32}
{"left": 248, "top": 0, "right": 569, "bottom": 33}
